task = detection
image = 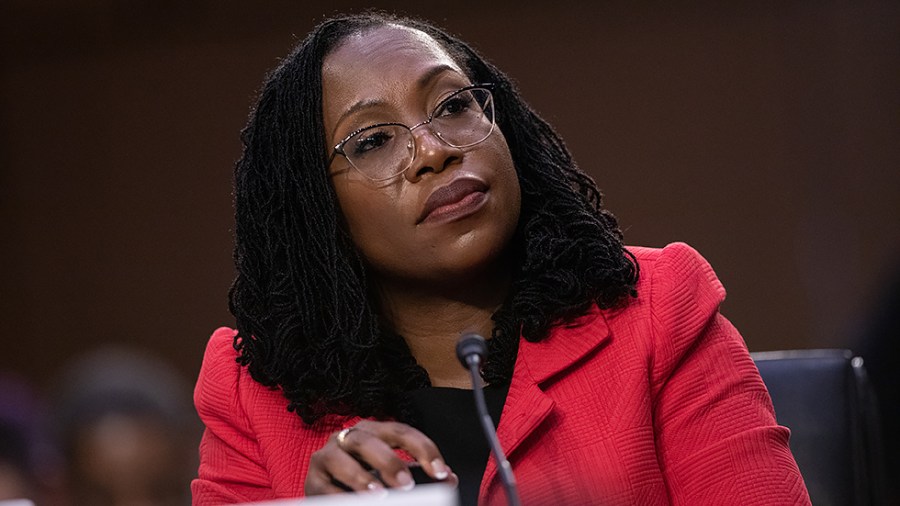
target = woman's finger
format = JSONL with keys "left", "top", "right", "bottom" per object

{"left": 322, "top": 446, "right": 387, "bottom": 493}
{"left": 305, "top": 444, "right": 387, "bottom": 495}
{"left": 353, "top": 421, "right": 451, "bottom": 483}
{"left": 304, "top": 466, "right": 352, "bottom": 495}
{"left": 335, "top": 425, "right": 416, "bottom": 490}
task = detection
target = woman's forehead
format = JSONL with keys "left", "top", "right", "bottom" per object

{"left": 321, "top": 24, "right": 469, "bottom": 138}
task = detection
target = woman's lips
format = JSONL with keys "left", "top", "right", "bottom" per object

{"left": 418, "top": 178, "right": 489, "bottom": 224}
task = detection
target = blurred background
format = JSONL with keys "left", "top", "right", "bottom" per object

{"left": 0, "top": 0, "right": 898, "bottom": 504}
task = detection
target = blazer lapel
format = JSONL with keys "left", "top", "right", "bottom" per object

{"left": 479, "top": 306, "right": 611, "bottom": 498}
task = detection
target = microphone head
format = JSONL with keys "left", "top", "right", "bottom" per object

{"left": 456, "top": 333, "right": 488, "bottom": 368}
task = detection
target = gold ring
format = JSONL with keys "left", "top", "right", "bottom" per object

{"left": 336, "top": 427, "right": 357, "bottom": 451}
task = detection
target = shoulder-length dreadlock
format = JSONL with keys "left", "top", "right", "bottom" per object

{"left": 229, "top": 12, "right": 639, "bottom": 425}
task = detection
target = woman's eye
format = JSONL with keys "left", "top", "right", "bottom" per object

{"left": 351, "top": 129, "right": 393, "bottom": 155}
{"left": 436, "top": 94, "right": 474, "bottom": 117}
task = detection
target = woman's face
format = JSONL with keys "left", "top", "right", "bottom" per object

{"left": 322, "top": 25, "right": 521, "bottom": 287}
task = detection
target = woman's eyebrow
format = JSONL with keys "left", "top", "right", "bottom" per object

{"left": 337, "top": 98, "right": 387, "bottom": 129}
{"left": 416, "top": 64, "right": 457, "bottom": 89}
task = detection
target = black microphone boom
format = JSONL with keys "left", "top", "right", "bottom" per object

{"left": 456, "top": 333, "right": 522, "bottom": 506}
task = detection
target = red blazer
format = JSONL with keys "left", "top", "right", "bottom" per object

{"left": 192, "top": 243, "right": 811, "bottom": 505}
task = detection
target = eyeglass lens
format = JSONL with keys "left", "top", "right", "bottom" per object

{"left": 344, "top": 87, "right": 494, "bottom": 180}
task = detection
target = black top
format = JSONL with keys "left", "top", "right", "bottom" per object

{"left": 405, "top": 384, "right": 510, "bottom": 506}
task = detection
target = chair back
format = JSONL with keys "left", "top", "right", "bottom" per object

{"left": 752, "top": 349, "right": 887, "bottom": 506}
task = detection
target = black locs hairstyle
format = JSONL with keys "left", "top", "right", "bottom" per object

{"left": 229, "top": 12, "right": 639, "bottom": 424}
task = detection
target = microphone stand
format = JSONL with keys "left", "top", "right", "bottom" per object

{"left": 457, "top": 334, "right": 522, "bottom": 506}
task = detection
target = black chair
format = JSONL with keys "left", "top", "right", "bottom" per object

{"left": 751, "top": 349, "right": 888, "bottom": 506}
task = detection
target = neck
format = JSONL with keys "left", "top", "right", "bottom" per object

{"left": 375, "top": 268, "right": 512, "bottom": 389}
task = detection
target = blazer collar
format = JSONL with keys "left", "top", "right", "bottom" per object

{"left": 517, "top": 304, "right": 611, "bottom": 384}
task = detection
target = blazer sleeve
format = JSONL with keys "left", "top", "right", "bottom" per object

{"left": 191, "top": 327, "right": 275, "bottom": 506}
{"left": 647, "top": 243, "right": 810, "bottom": 505}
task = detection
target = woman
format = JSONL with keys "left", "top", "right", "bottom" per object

{"left": 192, "top": 12, "right": 810, "bottom": 506}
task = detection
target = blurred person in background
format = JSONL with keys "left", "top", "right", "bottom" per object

{"left": 855, "top": 263, "right": 900, "bottom": 504}
{"left": 0, "top": 374, "right": 61, "bottom": 505}
{"left": 53, "top": 347, "right": 199, "bottom": 506}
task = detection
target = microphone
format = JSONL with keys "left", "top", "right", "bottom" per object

{"left": 456, "top": 333, "right": 521, "bottom": 506}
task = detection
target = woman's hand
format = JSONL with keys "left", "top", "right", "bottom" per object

{"left": 304, "top": 420, "right": 458, "bottom": 495}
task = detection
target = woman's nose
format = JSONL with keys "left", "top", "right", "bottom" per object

{"left": 403, "top": 125, "right": 462, "bottom": 182}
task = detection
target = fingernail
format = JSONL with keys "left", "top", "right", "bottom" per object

{"left": 367, "top": 482, "right": 388, "bottom": 498}
{"left": 395, "top": 469, "right": 414, "bottom": 491}
{"left": 431, "top": 459, "right": 449, "bottom": 480}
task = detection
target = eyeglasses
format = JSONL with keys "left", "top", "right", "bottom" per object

{"left": 329, "top": 84, "right": 496, "bottom": 181}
